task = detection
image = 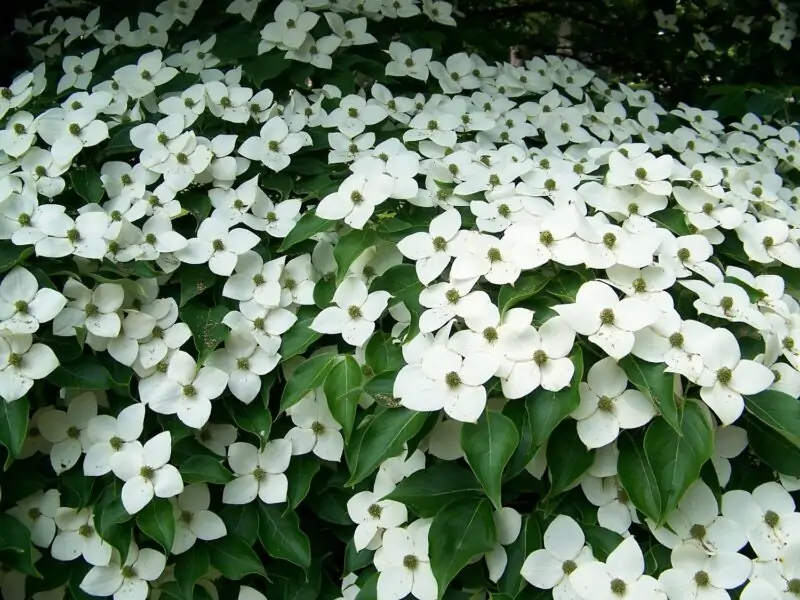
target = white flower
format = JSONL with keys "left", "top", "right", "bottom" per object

{"left": 554, "top": 280, "right": 660, "bottom": 360}
{"left": 239, "top": 586, "right": 268, "bottom": 600}
{"left": 246, "top": 195, "right": 302, "bottom": 238}
{"left": 316, "top": 172, "right": 394, "bottom": 229}
{"left": 8, "top": 489, "right": 61, "bottom": 547}
{"left": 80, "top": 543, "right": 166, "bottom": 600}
{"left": 328, "top": 95, "right": 387, "bottom": 138}
{"left": 572, "top": 357, "right": 656, "bottom": 449}
{"left": 520, "top": 515, "right": 595, "bottom": 597}
{"left": 53, "top": 280, "right": 124, "bottom": 338}
{"left": 417, "top": 278, "right": 492, "bottom": 334}
{"left": 285, "top": 388, "right": 344, "bottom": 461}
{"left": 722, "top": 482, "right": 800, "bottom": 560}
{"left": 325, "top": 14, "right": 376, "bottom": 46}
{"left": 0, "top": 112, "right": 38, "bottom": 158}
{"left": 52, "top": 507, "right": 112, "bottom": 566}
{"left": 238, "top": 117, "right": 307, "bottom": 172}
{"left": 0, "top": 266, "right": 66, "bottom": 334}
{"left": 223, "top": 439, "right": 292, "bottom": 505}
{"left": 385, "top": 43, "right": 432, "bottom": 81}
{"left": 38, "top": 392, "right": 97, "bottom": 474}
{"left": 110, "top": 431, "right": 184, "bottom": 514}
{"left": 259, "top": 0, "right": 319, "bottom": 52}
{"left": 311, "top": 277, "right": 391, "bottom": 346}
{"left": 206, "top": 329, "right": 278, "bottom": 404}
{"left": 129, "top": 114, "right": 186, "bottom": 169}
{"left": 171, "top": 484, "right": 227, "bottom": 554}
{"left": 571, "top": 536, "right": 665, "bottom": 600}
{"left": 739, "top": 217, "right": 800, "bottom": 268}
{"left": 176, "top": 217, "right": 260, "bottom": 276}
{"left": 631, "top": 310, "right": 710, "bottom": 382}
{"left": 484, "top": 508, "right": 522, "bottom": 582}
{"left": 222, "top": 302, "right": 297, "bottom": 355}
{"left": 57, "top": 49, "right": 100, "bottom": 93}
{"left": 84, "top": 403, "right": 146, "bottom": 476}
{"left": 395, "top": 344, "right": 495, "bottom": 423}
{"left": 0, "top": 333, "right": 59, "bottom": 402}
{"left": 227, "top": 0, "right": 262, "bottom": 21}
{"left": 658, "top": 543, "right": 751, "bottom": 600}
{"left": 581, "top": 475, "right": 639, "bottom": 534}
{"left": 374, "top": 520, "right": 438, "bottom": 600}
{"left": 347, "top": 488, "right": 408, "bottom": 551}
{"left": 63, "top": 7, "right": 101, "bottom": 46}
{"left": 146, "top": 351, "right": 229, "bottom": 428}
{"left": 696, "top": 327, "right": 774, "bottom": 425}
{"left": 36, "top": 107, "right": 109, "bottom": 166}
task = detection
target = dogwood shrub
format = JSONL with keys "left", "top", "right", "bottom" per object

{"left": 1, "top": 1, "right": 800, "bottom": 600}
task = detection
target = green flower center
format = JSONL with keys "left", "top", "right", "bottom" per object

{"left": 157, "top": 132, "right": 169, "bottom": 145}
{"left": 689, "top": 524, "right": 706, "bottom": 540}
{"left": 627, "top": 202, "right": 639, "bottom": 215}
{"left": 140, "top": 466, "right": 155, "bottom": 480}
{"left": 68, "top": 123, "right": 81, "bottom": 136}
{"left": 311, "top": 421, "right": 325, "bottom": 435}
{"left": 487, "top": 248, "right": 502, "bottom": 262}
{"left": 84, "top": 302, "right": 98, "bottom": 316}
{"left": 694, "top": 571, "right": 710, "bottom": 587}
{"left": 183, "top": 384, "right": 197, "bottom": 397}
{"left": 8, "top": 353, "right": 22, "bottom": 368}
{"left": 544, "top": 178, "right": 557, "bottom": 191}
{"left": 348, "top": 305, "right": 362, "bottom": 319}
{"left": 765, "top": 510, "right": 780, "bottom": 528}
{"left": 784, "top": 337, "right": 796, "bottom": 351}
{"left": 787, "top": 579, "right": 800, "bottom": 595}
{"left": 284, "top": 278, "right": 296, "bottom": 290}
{"left": 350, "top": 191, "right": 364, "bottom": 205}
{"left": 632, "top": 277, "right": 646, "bottom": 293}
{"left": 763, "top": 236, "right": 775, "bottom": 249}
{"left": 562, "top": 559, "right": 577, "bottom": 575}
{"left": 34, "top": 165, "right": 47, "bottom": 177}
{"left": 445, "top": 372, "right": 461, "bottom": 388}
{"left": 634, "top": 167, "right": 647, "bottom": 180}
{"left": 13, "top": 123, "right": 25, "bottom": 135}
{"left": 78, "top": 524, "right": 94, "bottom": 537}
{"left": 669, "top": 332, "right": 684, "bottom": 348}
{"left": 533, "top": 350, "right": 548, "bottom": 366}
{"left": 180, "top": 510, "right": 193, "bottom": 524}
{"left": 220, "top": 97, "right": 232, "bottom": 108}
{"left": 716, "top": 367, "right": 732, "bottom": 385}
{"left": 121, "top": 566, "right": 136, "bottom": 579}
{"left": 600, "top": 308, "right": 615, "bottom": 325}
{"left": 719, "top": 296, "right": 733, "bottom": 312}
{"left": 367, "top": 503, "right": 382, "bottom": 518}
{"left": 212, "top": 239, "right": 225, "bottom": 251}
{"left": 253, "top": 467, "right": 266, "bottom": 481}
{"left": 145, "top": 233, "right": 157, "bottom": 245}
{"left": 497, "top": 203, "right": 511, "bottom": 217}
{"left": 598, "top": 395, "right": 614, "bottom": 412}
{"left": 14, "top": 300, "right": 28, "bottom": 314}
{"left": 67, "top": 426, "right": 80, "bottom": 439}
{"left": 603, "top": 232, "right": 617, "bottom": 248}
{"left": 677, "top": 247, "right": 691, "bottom": 262}
{"left": 403, "top": 555, "right": 419, "bottom": 570}
{"left": 539, "top": 230, "right": 554, "bottom": 246}
{"left": 109, "top": 436, "right": 123, "bottom": 451}
{"left": 483, "top": 327, "right": 498, "bottom": 343}
{"left": 28, "top": 507, "right": 41, "bottom": 520}
{"left": 610, "top": 578, "right": 626, "bottom": 596}
{"left": 432, "top": 236, "right": 447, "bottom": 251}
{"left": 176, "top": 152, "right": 188, "bottom": 164}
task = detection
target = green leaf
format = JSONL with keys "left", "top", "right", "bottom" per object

{"left": 370, "top": 264, "right": 424, "bottom": 314}
{"left": 258, "top": 505, "right": 312, "bottom": 574}
{"left": 313, "top": 274, "right": 336, "bottom": 308}
{"left": 179, "top": 455, "right": 234, "bottom": 485}
{"left": 364, "top": 332, "right": 404, "bottom": 375}
{"left": 346, "top": 407, "right": 429, "bottom": 486}
{"left": 0, "top": 241, "right": 34, "bottom": 274}
{"left": 224, "top": 378, "right": 273, "bottom": 440}
{"left": 499, "top": 514, "right": 542, "bottom": 597}
{"left": 280, "top": 305, "right": 324, "bottom": 361}
{"left": 101, "top": 123, "right": 137, "bottom": 157}
{"left": 136, "top": 498, "right": 176, "bottom": 555}
{"left": 280, "top": 353, "right": 338, "bottom": 412}
{"left": 429, "top": 498, "right": 496, "bottom": 599}
{"left": 745, "top": 389, "right": 800, "bottom": 446}
{"left": 286, "top": 454, "right": 321, "bottom": 511}
{"left": 345, "top": 538, "right": 374, "bottom": 573}
{"left": 545, "top": 420, "right": 594, "bottom": 498}
{"left": 617, "top": 431, "right": 661, "bottom": 523}
{"left": 48, "top": 357, "right": 112, "bottom": 389}
{"left": 746, "top": 417, "right": 800, "bottom": 476}
{"left": 644, "top": 402, "right": 714, "bottom": 523}
{"left": 334, "top": 229, "right": 377, "bottom": 282}
{"left": 278, "top": 210, "right": 333, "bottom": 252}
{"left": 323, "top": 355, "right": 363, "bottom": 442}
{"left": 502, "top": 400, "right": 536, "bottom": 480}
{"left": 174, "top": 544, "right": 210, "bottom": 598}
{"left": 545, "top": 269, "right": 590, "bottom": 302}
{"left": 461, "top": 411, "right": 519, "bottom": 510}
{"left": 497, "top": 274, "right": 549, "bottom": 316}
{"left": 386, "top": 463, "right": 482, "bottom": 518}
{"left": 619, "top": 355, "right": 679, "bottom": 433}
{"left": 0, "top": 396, "right": 28, "bottom": 468}
{"left": 650, "top": 208, "right": 692, "bottom": 236}
{"left": 180, "top": 304, "right": 230, "bottom": 363}
{"left": 208, "top": 536, "right": 267, "bottom": 580}
{"left": 243, "top": 51, "right": 291, "bottom": 86}
{"left": 0, "top": 513, "right": 40, "bottom": 576}
{"left": 219, "top": 504, "right": 260, "bottom": 546}
{"left": 525, "top": 346, "right": 583, "bottom": 448}
{"left": 583, "top": 525, "right": 624, "bottom": 561}
{"left": 94, "top": 484, "right": 133, "bottom": 562}
{"left": 179, "top": 265, "right": 217, "bottom": 307}
{"left": 70, "top": 167, "right": 105, "bottom": 203}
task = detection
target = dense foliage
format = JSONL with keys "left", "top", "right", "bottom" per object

{"left": 1, "top": 1, "right": 800, "bottom": 600}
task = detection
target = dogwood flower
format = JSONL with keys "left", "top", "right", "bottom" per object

{"left": 238, "top": 117, "right": 307, "bottom": 171}
{"left": 223, "top": 439, "right": 292, "bottom": 504}
{"left": 374, "top": 520, "right": 438, "bottom": 600}
{"left": 285, "top": 388, "right": 344, "bottom": 461}
{"left": 206, "top": 329, "right": 278, "bottom": 403}
{"left": 53, "top": 280, "right": 123, "bottom": 338}
{"left": 177, "top": 217, "right": 260, "bottom": 276}
{"left": 554, "top": 281, "right": 661, "bottom": 359}
{"left": 38, "top": 392, "right": 97, "bottom": 474}
{"left": 658, "top": 543, "right": 751, "bottom": 600}
{"left": 0, "top": 266, "right": 66, "bottom": 334}
{"left": 84, "top": 403, "right": 146, "bottom": 476}
{"left": 311, "top": 277, "right": 391, "bottom": 346}
{"left": 80, "top": 543, "right": 166, "bottom": 600}
{"left": 0, "top": 333, "right": 59, "bottom": 402}
{"left": 347, "top": 488, "right": 408, "bottom": 551}
{"left": 171, "top": 484, "right": 227, "bottom": 554}
{"left": 110, "top": 431, "right": 184, "bottom": 514}
{"left": 52, "top": 507, "right": 112, "bottom": 566}
{"left": 316, "top": 172, "right": 394, "bottom": 229}
{"left": 57, "top": 49, "right": 100, "bottom": 93}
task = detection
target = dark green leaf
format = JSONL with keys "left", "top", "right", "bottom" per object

{"left": 546, "top": 420, "right": 594, "bottom": 498}
{"left": 364, "top": 332, "right": 404, "bottom": 375}
{"left": 497, "top": 274, "right": 549, "bottom": 315}
{"left": 746, "top": 416, "right": 800, "bottom": 476}
{"left": 0, "top": 241, "right": 34, "bottom": 274}
{"left": 324, "top": 355, "right": 363, "bottom": 442}
{"left": 334, "top": 229, "right": 377, "bottom": 282}
{"left": 174, "top": 544, "right": 210, "bottom": 597}
{"left": 370, "top": 264, "right": 424, "bottom": 314}
{"left": 278, "top": 211, "right": 333, "bottom": 252}
{"left": 48, "top": 358, "right": 112, "bottom": 389}
{"left": 429, "top": 498, "right": 496, "bottom": 598}
{"left": 208, "top": 536, "right": 266, "bottom": 580}
{"left": 179, "top": 265, "right": 217, "bottom": 307}
{"left": 136, "top": 498, "right": 176, "bottom": 555}
{"left": 313, "top": 274, "right": 336, "bottom": 308}
{"left": 180, "top": 304, "right": 230, "bottom": 363}
{"left": 617, "top": 431, "right": 661, "bottom": 523}
{"left": 286, "top": 454, "right": 321, "bottom": 511}
{"left": 745, "top": 389, "right": 800, "bottom": 446}
{"left": 243, "top": 51, "right": 292, "bottom": 86}
{"left": 461, "top": 411, "right": 519, "bottom": 510}
{"left": 502, "top": 399, "right": 536, "bottom": 480}
{"left": 179, "top": 455, "right": 234, "bottom": 485}
{"left": 499, "top": 514, "right": 542, "bottom": 597}
{"left": 650, "top": 209, "right": 692, "bottom": 236}
{"left": 526, "top": 346, "right": 583, "bottom": 448}
{"left": 100, "top": 123, "right": 137, "bottom": 157}
{"left": 224, "top": 377, "right": 273, "bottom": 440}
{"left": 345, "top": 538, "right": 374, "bottom": 573}
{"left": 0, "top": 396, "right": 28, "bottom": 468}
{"left": 280, "top": 353, "right": 338, "bottom": 412}
{"left": 258, "top": 505, "right": 312, "bottom": 574}
{"left": 346, "top": 407, "right": 429, "bottom": 486}
{"left": 583, "top": 525, "right": 624, "bottom": 561}
{"left": 70, "top": 167, "right": 105, "bottom": 203}
{"left": 0, "top": 513, "right": 40, "bottom": 576}
{"left": 619, "top": 355, "right": 679, "bottom": 433}
{"left": 280, "top": 305, "right": 324, "bottom": 361}
{"left": 219, "top": 504, "right": 260, "bottom": 546}
{"left": 386, "top": 463, "right": 482, "bottom": 518}
{"left": 644, "top": 402, "right": 714, "bottom": 523}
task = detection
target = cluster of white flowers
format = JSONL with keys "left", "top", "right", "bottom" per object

{"left": 1, "top": 1, "right": 800, "bottom": 600}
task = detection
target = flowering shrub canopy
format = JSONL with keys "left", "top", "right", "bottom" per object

{"left": 1, "top": 1, "right": 800, "bottom": 600}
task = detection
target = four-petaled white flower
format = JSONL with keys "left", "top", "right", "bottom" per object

{"left": 224, "top": 439, "right": 292, "bottom": 504}
{"left": 311, "top": 277, "right": 391, "bottom": 347}
{"left": 171, "top": 483, "right": 228, "bottom": 554}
